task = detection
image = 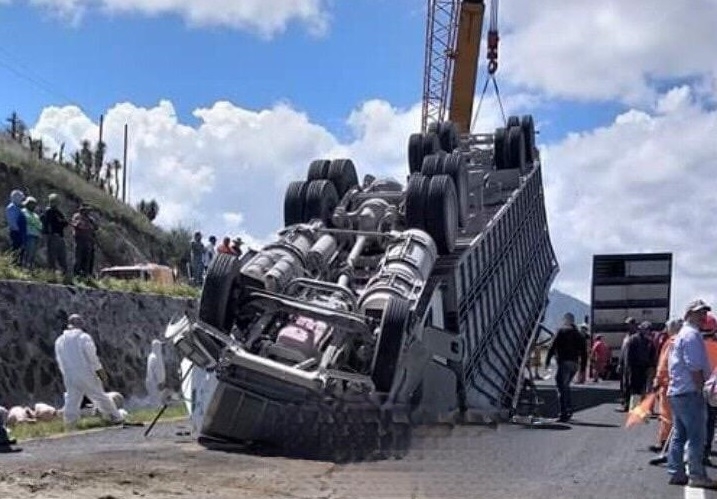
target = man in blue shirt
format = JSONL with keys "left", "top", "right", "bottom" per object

{"left": 667, "top": 299, "right": 717, "bottom": 489}
{"left": 4, "top": 189, "right": 26, "bottom": 265}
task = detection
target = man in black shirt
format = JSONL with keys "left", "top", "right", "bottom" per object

{"left": 42, "top": 193, "right": 69, "bottom": 278}
{"left": 545, "top": 312, "right": 588, "bottom": 422}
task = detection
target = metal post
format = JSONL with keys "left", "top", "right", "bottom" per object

{"left": 122, "top": 123, "right": 128, "bottom": 203}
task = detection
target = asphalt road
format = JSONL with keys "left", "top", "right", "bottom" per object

{"left": 0, "top": 382, "right": 712, "bottom": 499}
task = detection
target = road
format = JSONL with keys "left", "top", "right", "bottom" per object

{"left": 0, "top": 382, "right": 713, "bottom": 499}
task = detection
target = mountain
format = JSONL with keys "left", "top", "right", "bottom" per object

{"left": 544, "top": 289, "right": 590, "bottom": 332}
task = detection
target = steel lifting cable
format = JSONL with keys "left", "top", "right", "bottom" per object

{"left": 470, "top": 0, "right": 507, "bottom": 131}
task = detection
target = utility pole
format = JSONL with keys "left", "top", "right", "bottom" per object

{"left": 122, "top": 123, "right": 128, "bottom": 204}
{"left": 98, "top": 114, "right": 104, "bottom": 144}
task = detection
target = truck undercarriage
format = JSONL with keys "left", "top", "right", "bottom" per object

{"left": 166, "top": 117, "right": 558, "bottom": 461}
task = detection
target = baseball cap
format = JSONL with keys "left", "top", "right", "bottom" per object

{"left": 638, "top": 320, "right": 652, "bottom": 331}
{"left": 686, "top": 299, "right": 711, "bottom": 315}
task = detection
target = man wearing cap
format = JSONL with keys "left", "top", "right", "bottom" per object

{"left": 666, "top": 300, "right": 717, "bottom": 488}
{"left": 230, "top": 237, "right": 243, "bottom": 257}
{"left": 71, "top": 204, "right": 98, "bottom": 278}
{"left": 54, "top": 314, "right": 123, "bottom": 428}
{"left": 42, "top": 193, "right": 69, "bottom": 278}
{"left": 21, "top": 196, "right": 42, "bottom": 269}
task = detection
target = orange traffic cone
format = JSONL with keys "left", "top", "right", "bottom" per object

{"left": 626, "top": 393, "right": 656, "bottom": 428}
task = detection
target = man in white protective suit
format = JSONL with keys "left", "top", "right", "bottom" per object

{"left": 55, "top": 314, "right": 123, "bottom": 428}
{"left": 145, "top": 339, "right": 167, "bottom": 407}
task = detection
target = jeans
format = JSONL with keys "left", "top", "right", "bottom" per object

{"left": 706, "top": 404, "right": 717, "bottom": 456}
{"left": 74, "top": 238, "right": 94, "bottom": 277}
{"left": 668, "top": 392, "right": 707, "bottom": 479}
{"left": 9, "top": 230, "right": 24, "bottom": 265}
{"left": 22, "top": 235, "right": 39, "bottom": 269}
{"left": 556, "top": 360, "right": 578, "bottom": 419}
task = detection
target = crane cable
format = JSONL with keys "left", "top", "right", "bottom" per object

{"left": 470, "top": 0, "right": 507, "bottom": 131}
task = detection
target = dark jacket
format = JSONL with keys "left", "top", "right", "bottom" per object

{"left": 42, "top": 207, "right": 68, "bottom": 236}
{"left": 546, "top": 324, "right": 588, "bottom": 371}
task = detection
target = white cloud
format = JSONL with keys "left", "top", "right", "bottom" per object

{"left": 543, "top": 85, "right": 717, "bottom": 313}
{"left": 30, "top": 82, "right": 717, "bottom": 315}
{"left": 23, "top": 0, "right": 329, "bottom": 36}
{"left": 500, "top": 0, "right": 717, "bottom": 103}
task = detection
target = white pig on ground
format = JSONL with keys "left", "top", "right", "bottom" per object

{"left": 33, "top": 403, "right": 58, "bottom": 422}
{"left": 6, "top": 406, "right": 36, "bottom": 427}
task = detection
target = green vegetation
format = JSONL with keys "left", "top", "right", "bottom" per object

{"left": 9, "top": 404, "right": 188, "bottom": 441}
{"left": 0, "top": 253, "right": 199, "bottom": 299}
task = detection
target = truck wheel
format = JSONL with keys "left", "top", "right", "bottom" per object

{"left": 420, "top": 152, "right": 446, "bottom": 177}
{"left": 304, "top": 180, "right": 339, "bottom": 226}
{"left": 521, "top": 115, "right": 536, "bottom": 164}
{"left": 408, "top": 133, "right": 424, "bottom": 174}
{"left": 327, "top": 159, "right": 358, "bottom": 198}
{"left": 507, "top": 126, "right": 526, "bottom": 172}
{"left": 307, "top": 159, "right": 331, "bottom": 181}
{"left": 507, "top": 115, "right": 520, "bottom": 128}
{"left": 199, "top": 253, "right": 243, "bottom": 332}
{"left": 284, "top": 180, "right": 308, "bottom": 226}
{"left": 493, "top": 127, "right": 508, "bottom": 170}
{"left": 437, "top": 121, "right": 459, "bottom": 152}
{"left": 425, "top": 175, "right": 458, "bottom": 254}
{"left": 372, "top": 297, "right": 411, "bottom": 393}
{"left": 422, "top": 132, "right": 440, "bottom": 157}
{"left": 442, "top": 152, "right": 469, "bottom": 227}
{"left": 405, "top": 174, "right": 429, "bottom": 230}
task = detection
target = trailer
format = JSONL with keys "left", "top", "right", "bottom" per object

{"left": 590, "top": 252, "right": 673, "bottom": 373}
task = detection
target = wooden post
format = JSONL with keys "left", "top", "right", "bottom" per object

{"left": 122, "top": 123, "right": 128, "bottom": 203}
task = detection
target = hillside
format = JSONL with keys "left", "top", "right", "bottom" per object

{"left": 544, "top": 289, "right": 590, "bottom": 332}
{"left": 0, "top": 134, "right": 187, "bottom": 272}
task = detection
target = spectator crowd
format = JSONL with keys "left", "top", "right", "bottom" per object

{"left": 4, "top": 189, "right": 98, "bottom": 281}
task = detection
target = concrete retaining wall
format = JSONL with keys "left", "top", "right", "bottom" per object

{"left": 0, "top": 280, "right": 196, "bottom": 407}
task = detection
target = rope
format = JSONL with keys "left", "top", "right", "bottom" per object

{"left": 492, "top": 74, "right": 508, "bottom": 124}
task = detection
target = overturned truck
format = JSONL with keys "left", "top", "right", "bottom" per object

{"left": 166, "top": 116, "right": 558, "bottom": 460}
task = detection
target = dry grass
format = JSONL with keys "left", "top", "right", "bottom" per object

{"left": 9, "top": 404, "right": 188, "bottom": 441}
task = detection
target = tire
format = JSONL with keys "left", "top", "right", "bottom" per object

{"left": 199, "top": 253, "right": 243, "bottom": 332}
{"left": 307, "top": 159, "right": 331, "bottom": 181}
{"left": 327, "top": 159, "right": 359, "bottom": 198}
{"left": 372, "top": 297, "right": 411, "bottom": 393}
{"left": 420, "top": 153, "right": 445, "bottom": 177}
{"left": 425, "top": 175, "right": 458, "bottom": 254}
{"left": 405, "top": 174, "right": 429, "bottom": 230}
{"left": 494, "top": 127, "right": 508, "bottom": 170}
{"left": 507, "top": 126, "right": 526, "bottom": 172}
{"left": 284, "top": 181, "right": 308, "bottom": 226}
{"left": 437, "top": 121, "right": 459, "bottom": 152}
{"left": 442, "top": 152, "right": 469, "bottom": 227}
{"left": 521, "top": 115, "right": 536, "bottom": 164}
{"left": 304, "top": 180, "right": 339, "bottom": 226}
{"left": 407, "top": 133, "right": 424, "bottom": 174}
{"left": 422, "top": 132, "right": 440, "bottom": 157}
{"left": 507, "top": 115, "right": 520, "bottom": 128}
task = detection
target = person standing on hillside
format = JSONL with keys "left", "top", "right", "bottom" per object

{"left": 21, "top": 196, "right": 42, "bottom": 270}
{"left": 189, "top": 231, "right": 205, "bottom": 286}
{"left": 54, "top": 314, "right": 123, "bottom": 428}
{"left": 42, "top": 193, "right": 69, "bottom": 278}
{"left": 216, "top": 236, "right": 235, "bottom": 256}
{"left": 230, "top": 236, "right": 243, "bottom": 258}
{"left": 71, "top": 204, "right": 98, "bottom": 278}
{"left": 5, "top": 189, "right": 26, "bottom": 265}
{"left": 545, "top": 312, "right": 588, "bottom": 422}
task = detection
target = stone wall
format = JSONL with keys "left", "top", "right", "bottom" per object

{"left": 0, "top": 280, "right": 196, "bottom": 407}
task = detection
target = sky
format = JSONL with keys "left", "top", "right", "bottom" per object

{"left": 2, "top": 0, "right": 717, "bottom": 315}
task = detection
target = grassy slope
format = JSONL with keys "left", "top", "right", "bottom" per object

{"left": 0, "top": 143, "right": 173, "bottom": 267}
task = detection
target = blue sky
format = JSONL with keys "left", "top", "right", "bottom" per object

{"left": 3, "top": 0, "right": 717, "bottom": 313}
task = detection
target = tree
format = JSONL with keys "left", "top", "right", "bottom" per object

{"left": 72, "top": 151, "right": 82, "bottom": 175}
{"left": 79, "top": 140, "right": 93, "bottom": 181}
{"left": 137, "top": 199, "right": 160, "bottom": 222}
{"left": 58, "top": 143, "right": 65, "bottom": 164}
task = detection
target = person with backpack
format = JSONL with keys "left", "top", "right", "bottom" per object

{"left": 545, "top": 312, "right": 588, "bottom": 422}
